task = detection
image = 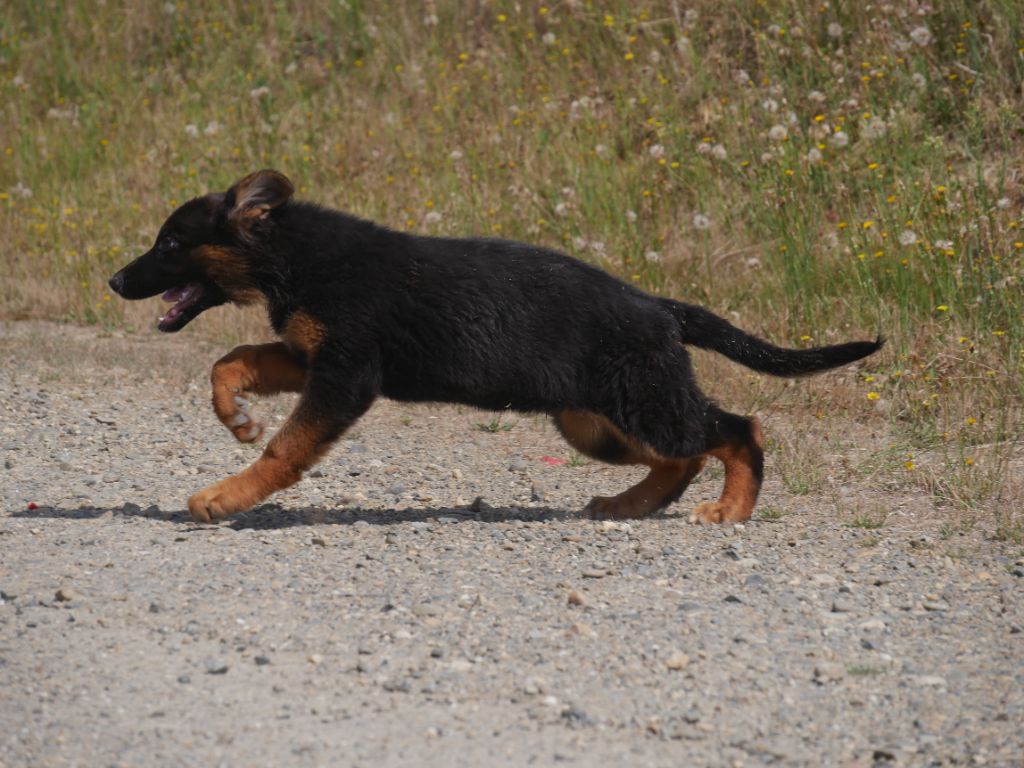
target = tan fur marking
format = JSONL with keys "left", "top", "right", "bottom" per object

{"left": 189, "top": 415, "right": 335, "bottom": 522}
{"left": 690, "top": 417, "right": 764, "bottom": 524}
{"left": 192, "top": 245, "right": 262, "bottom": 305}
{"left": 585, "top": 457, "right": 706, "bottom": 520}
{"left": 284, "top": 311, "right": 327, "bottom": 358}
{"left": 556, "top": 409, "right": 706, "bottom": 519}
{"left": 210, "top": 343, "right": 307, "bottom": 443}
{"left": 556, "top": 410, "right": 659, "bottom": 465}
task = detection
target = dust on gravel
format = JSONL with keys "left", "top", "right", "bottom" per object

{"left": 2, "top": 322, "right": 1022, "bottom": 767}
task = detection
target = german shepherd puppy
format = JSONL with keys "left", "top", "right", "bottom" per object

{"left": 109, "top": 170, "right": 881, "bottom": 524}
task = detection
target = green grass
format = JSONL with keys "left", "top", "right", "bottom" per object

{"left": 848, "top": 511, "right": 888, "bottom": 530}
{"left": 477, "top": 417, "right": 514, "bottom": 433}
{"left": 0, "top": 1, "right": 1021, "bottom": 518}
{"left": 757, "top": 506, "right": 786, "bottom": 522}
{"left": 567, "top": 452, "right": 590, "bottom": 468}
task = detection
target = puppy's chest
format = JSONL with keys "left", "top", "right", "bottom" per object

{"left": 281, "top": 311, "right": 327, "bottom": 361}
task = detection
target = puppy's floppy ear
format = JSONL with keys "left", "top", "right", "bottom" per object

{"left": 225, "top": 170, "right": 294, "bottom": 224}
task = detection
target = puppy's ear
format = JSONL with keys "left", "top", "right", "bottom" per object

{"left": 225, "top": 170, "right": 294, "bottom": 225}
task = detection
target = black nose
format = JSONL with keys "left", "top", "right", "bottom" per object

{"left": 108, "top": 272, "right": 125, "bottom": 295}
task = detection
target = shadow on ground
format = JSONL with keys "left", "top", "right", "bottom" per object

{"left": 6, "top": 501, "right": 604, "bottom": 529}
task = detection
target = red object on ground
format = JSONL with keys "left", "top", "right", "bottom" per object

{"left": 27, "top": 502, "right": 38, "bottom": 510}
{"left": 540, "top": 456, "right": 566, "bottom": 466}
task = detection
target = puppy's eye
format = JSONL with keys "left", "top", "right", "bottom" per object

{"left": 160, "top": 236, "right": 179, "bottom": 251}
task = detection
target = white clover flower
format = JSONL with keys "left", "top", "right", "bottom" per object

{"left": 768, "top": 124, "right": 788, "bottom": 142}
{"left": 449, "top": 149, "right": 464, "bottom": 161}
{"left": 683, "top": 9, "right": 699, "bottom": 26}
{"left": 625, "top": 210, "right": 638, "bottom": 223}
{"left": 184, "top": 123, "right": 199, "bottom": 137}
{"left": 760, "top": 152, "right": 774, "bottom": 164}
{"left": 163, "top": 2, "right": 176, "bottom": 14}
{"left": 12, "top": 75, "right": 26, "bottom": 88}
{"left": 807, "top": 147, "right": 823, "bottom": 164}
{"left": 676, "top": 36, "right": 691, "bottom": 53}
{"left": 542, "top": 32, "right": 557, "bottom": 45}
{"left": 250, "top": 86, "right": 271, "bottom": 100}
{"left": 734, "top": 69, "right": 751, "bottom": 86}
{"left": 761, "top": 98, "right": 779, "bottom": 113}
{"left": 692, "top": 213, "right": 711, "bottom": 231}
{"left": 203, "top": 121, "right": 221, "bottom": 136}
{"left": 10, "top": 181, "right": 32, "bottom": 198}
{"left": 590, "top": 241, "right": 606, "bottom": 254}
{"left": 861, "top": 116, "right": 887, "bottom": 141}
{"left": 911, "top": 72, "right": 927, "bottom": 89}
{"left": 644, "top": 250, "right": 661, "bottom": 263}
{"left": 423, "top": 14, "right": 439, "bottom": 26}
{"left": 934, "top": 239, "right": 954, "bottom": 251}
{"left": 595, "top": 144, "right": 610, "bottom": 158}
{"left": 424, "top": 211, "right": 442, "bottom": 225}
{"left": 996, "top": 197, "right": 1011, "bottom": 210}
{"left": 827, "top": 22, "right": 843, "bottom": 38}
{"left": 572, "top": 236, "right": 587, "bottom": 250}
{"left": 554, "top": 202, "right": 569, "bottom": 217}
{"left": 898, "top": 229, "right": 918, "bottom": 246}
{"left": 808, "top": 90, "right": 826, "bottom": 104}
{"left": 696, "top": 142, "right": 712, "bottom": 156}
{"left": 649, "top": 143, "right": 665, "bottom": 159}
{"left": 909, "top": 26, "right": 933, "bottom": 46}
{"left": 830, "top": 130, "right": 849, "bottom": 148}
{"left": 767, "top": 24, "right": 782, "bottom": 37}
{"left": 711, "top": 143, "right": 727, "bottom": 160}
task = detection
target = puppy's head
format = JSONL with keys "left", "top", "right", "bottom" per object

{"left": 108, "top": 170, "right": 294, "bottom": 332}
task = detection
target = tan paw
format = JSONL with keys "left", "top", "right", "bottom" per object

{"left": 218, "top": 393, "right": 266, "bottom": 443}
{"left": 212, "top": 371, "right": 266, "bottom": 443}
{"left": 583, "top": 495, "right": 652, "bottom": 520}
{"left": 188, "top": 479, "right": 255, "bottom": 523}
{"left": 689, "top": 501, "right": 751, "bottom": 525}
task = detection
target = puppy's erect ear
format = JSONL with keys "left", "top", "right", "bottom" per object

{"left": 225, "top": 170, "right": 294, "bottom": 225}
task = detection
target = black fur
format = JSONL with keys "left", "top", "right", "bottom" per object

{"left": 110, "top": 170, "right": 881, "bottom": 472}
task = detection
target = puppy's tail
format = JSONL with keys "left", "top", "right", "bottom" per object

{"left": 664, "top": 300, "right": 883, "bottom": 376}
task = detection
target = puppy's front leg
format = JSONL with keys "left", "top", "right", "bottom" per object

{"left": 189, "top": 378, "right": 376, "bottom": 522}
{"left": 210, "top": 343, "right": 307, "bottom": 443}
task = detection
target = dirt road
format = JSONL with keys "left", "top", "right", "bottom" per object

{"left": 1, "top": 322, "right": 1021, "bottom": 767}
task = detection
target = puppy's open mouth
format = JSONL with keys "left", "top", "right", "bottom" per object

{"left": 158, "top": 282, "right": 205, "bottom": 332}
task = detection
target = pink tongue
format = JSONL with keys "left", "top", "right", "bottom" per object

{"left": 162, "top": 286, "right": 187, "bottom": 302}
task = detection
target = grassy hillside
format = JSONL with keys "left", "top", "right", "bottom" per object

{"left": 1, "top": 1, "right": 1021, "bottom": 515}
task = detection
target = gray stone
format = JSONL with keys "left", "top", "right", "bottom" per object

{"left": 204, "top": 657, "right": 229, "bottom": 675}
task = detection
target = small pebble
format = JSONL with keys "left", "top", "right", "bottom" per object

{"left": 814, "top": 662, "right": 846, "bottom": 684}
{"left": 204, "top": 657, "right": 228, "bottom": 675}
{"left": 665, "top": 651, "right": 690, "bottom": 671}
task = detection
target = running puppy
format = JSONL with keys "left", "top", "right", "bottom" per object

{"left": 109, "top": 170, "right": 881, "bottom": 524}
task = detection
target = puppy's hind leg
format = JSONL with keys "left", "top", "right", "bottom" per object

{"left": 555, "top": 410, "right": 706, "bottom": 520}
{"left": 689, "top": 408, "right": 764, "bottom": 525}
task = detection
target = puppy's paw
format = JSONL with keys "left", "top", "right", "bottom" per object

{"left": 216, "top": 393, "right": 265, "bottom": 443}
{"left": 689, "top": 501, "right": 751, "bottom": 525}
{"left": 583, "top": 495, "right": 651, "bottom": 520}
{"left": 188, "top": 480, "right": 253, "bottom": 523}
{"left": 211, "top": 361, "right": 266, "bottom": 442}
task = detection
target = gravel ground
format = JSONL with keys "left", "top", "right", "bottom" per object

{"left": 2, "top": 321, "right": 1022, "bottom": 767}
